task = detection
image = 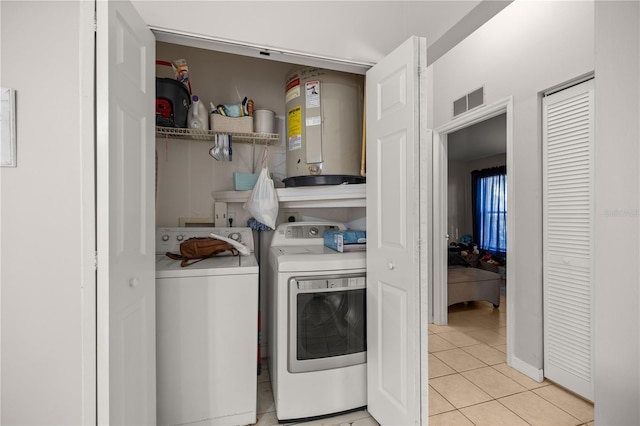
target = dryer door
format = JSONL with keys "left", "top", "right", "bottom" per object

{"left": 288, "top": 274, "right": 366, "bottom": 373}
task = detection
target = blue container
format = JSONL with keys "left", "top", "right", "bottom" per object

{"left": 233, "top": 172, "right": 260, "bottom": 190}
{"left": 324, "top": 230, "right": 367, "bottom": 252}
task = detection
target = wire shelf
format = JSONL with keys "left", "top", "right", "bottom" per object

{"left": 156, "top": 126, "right": 279, "bottom": 144}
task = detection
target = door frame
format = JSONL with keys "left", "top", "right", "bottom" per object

{"left": 80, "top": 0, "right": 97, "bottom": 422}
{"left": 432, "top": 97, "right": 514, "bottom": 362}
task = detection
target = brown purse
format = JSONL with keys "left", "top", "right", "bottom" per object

{"left": 165, "top": 237, "right": 239, "bottom": 267}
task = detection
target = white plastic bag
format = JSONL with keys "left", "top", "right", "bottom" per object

{"left": 243, "top": 167, "right": 278, "bottom": 230}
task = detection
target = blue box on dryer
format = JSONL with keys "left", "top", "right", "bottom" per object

{"left": 324, "top": 230, "right": 367, "bottom": 252}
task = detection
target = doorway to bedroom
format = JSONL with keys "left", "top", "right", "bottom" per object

{"left": 446, "top": 112, "right": 507, "bottom": 311}
{"left": 430, "top": 97, "right": 513, "bottom": 346}
{"left": 442, "top": 111, "right": 508, "bottom": 356}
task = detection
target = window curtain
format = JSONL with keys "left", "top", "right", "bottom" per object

{"left": 471, "top": 166, "right": 507, "bottom": 256}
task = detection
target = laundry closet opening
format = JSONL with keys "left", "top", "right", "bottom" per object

{"left": 153, "top": 38, "right": 370, "bottom": 424}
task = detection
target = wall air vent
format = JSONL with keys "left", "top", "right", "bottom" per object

{"left": 453, "top": 87, "right": 485, "bottom": 117}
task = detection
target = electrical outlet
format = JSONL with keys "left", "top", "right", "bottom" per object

{"left": 227, "top": 212, "right": 236, "bottom": 227}
{"left": 214, "top": 202, "right": 227, "bottom": 227}
{"left": 284, "top": 211, "right": 299, "bottom": 223}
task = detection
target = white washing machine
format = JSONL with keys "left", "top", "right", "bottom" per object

{"left": 268, "top": 222, "right": 367, "bottom": 422}
{"left": 155, "top": 227, "right": 259, "bottom": 426}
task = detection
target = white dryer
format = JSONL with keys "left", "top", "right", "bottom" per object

{"left": 155, "top": 227, "right": 259, "bottom": 426}
{"left": 268, "top": 222, "right": 367, "bottom": 422}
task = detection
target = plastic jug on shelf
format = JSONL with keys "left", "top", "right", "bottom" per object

{"left": 188, "top": 95, "right": 209, "bottom": 130}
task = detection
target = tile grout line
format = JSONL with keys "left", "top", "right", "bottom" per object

{"left": 491, "top": 397, "right": 534, "bottom": 426}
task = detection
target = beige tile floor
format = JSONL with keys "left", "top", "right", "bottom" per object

{"left": 428, "top": 293, "right": 594, "bottom": 426}
{"left": 254, "top": 291, "right": 594, "bottom": 426}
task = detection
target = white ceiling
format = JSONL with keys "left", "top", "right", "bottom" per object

{"left": 447, "top": 113, "right": 507, "bottom": 162}
{"left": 133, "top": 1, "right": 511, "bottom": 69}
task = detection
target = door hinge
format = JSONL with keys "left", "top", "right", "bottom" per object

{"left": 93, "top": 251, "right": 98, "bottom": 271}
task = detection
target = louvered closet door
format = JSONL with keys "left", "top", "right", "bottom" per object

{"left": 542, "top": 79, "right": 594, "bottom": 401}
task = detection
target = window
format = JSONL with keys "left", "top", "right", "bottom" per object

{"left": 472, "top": 166, "right": 507, "bottom": 256}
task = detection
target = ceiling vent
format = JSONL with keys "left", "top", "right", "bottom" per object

{"left": 453, "top": 87, "right": 485, "bottom": 117}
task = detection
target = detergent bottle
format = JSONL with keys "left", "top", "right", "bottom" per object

{"left": 188, "top": 95, "right": 209, "bottom": 130}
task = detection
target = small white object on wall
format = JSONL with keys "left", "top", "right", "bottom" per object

{"left": 214, "top": 201, "right": 228, "bottom": 227}
{"left": 1, "top": 87, "right": 17, "bottom": 167}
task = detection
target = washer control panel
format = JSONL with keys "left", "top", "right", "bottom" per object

{"left": 156, "top": 227, "right": 253, "bottom": 253}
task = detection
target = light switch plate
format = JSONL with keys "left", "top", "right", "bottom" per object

{"left": 1, "top": 87, "right": 17, "bottom": 167}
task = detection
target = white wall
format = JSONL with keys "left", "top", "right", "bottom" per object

{"left": 0, "top": 1, "right": 93, "bottom": 424}
{"left": 594, "top": 2, "right": 640, "bottom": 424}
{"left": 447, "top": 159, "right": 468, "bottom": 240}
{"left": 431, "top": 1, "right": 594, "bottom": 373}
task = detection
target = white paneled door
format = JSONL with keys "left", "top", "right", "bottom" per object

{"left": 96, "top": 0, "right": 156, "bottom": 423}
{"left": 366, "top": 36, "right": 427, "bottom": 425}
{"left": 542, "top": 78, "right": 594, "bottom": 401}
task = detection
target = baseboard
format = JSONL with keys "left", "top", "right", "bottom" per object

{"left": 509, "top": 355, "right": 544, "bottom": 382}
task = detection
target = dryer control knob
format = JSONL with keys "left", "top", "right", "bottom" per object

{"left": 309, "top": 227, "right": 319, "bottom": 236}
{"left": 176, "top": 235, "right": 184, "bottom": 242}
{"left": 229, "top": 232, "right": 241, "bottom": 241}
{"left": 161, "top": 235, "right": 170, "bottom": 242}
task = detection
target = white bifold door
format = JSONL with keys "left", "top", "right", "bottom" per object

{"left": 96, "top": 0, "right": 157, "bottom": 423}
{"left": 542, "top": 78, "right": 594, "bottom": 401}
{"left": 366, "top": 36, "right": 428, "bottom": 425}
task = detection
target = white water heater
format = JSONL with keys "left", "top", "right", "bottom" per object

{"left": 284, "top": 67, "right": 365, "bottom": 187}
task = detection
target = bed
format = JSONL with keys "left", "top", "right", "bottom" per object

{"left": 448, "top": 265, "right": 502, "bottom": 308}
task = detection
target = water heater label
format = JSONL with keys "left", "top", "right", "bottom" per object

{"left": 288, "top": 106, "right": 302, "bottom": 151}
{"left": 306, "top": 116, "right": 321, "bottom": 127}
{"left": 305, "top": 81, "right": 320, "bottom": 108}
{"left": 289, "top": 135, "right": 302, "bottom": 151}
{"left": 285, "top": 77, "right": 300, "bottom": 103}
